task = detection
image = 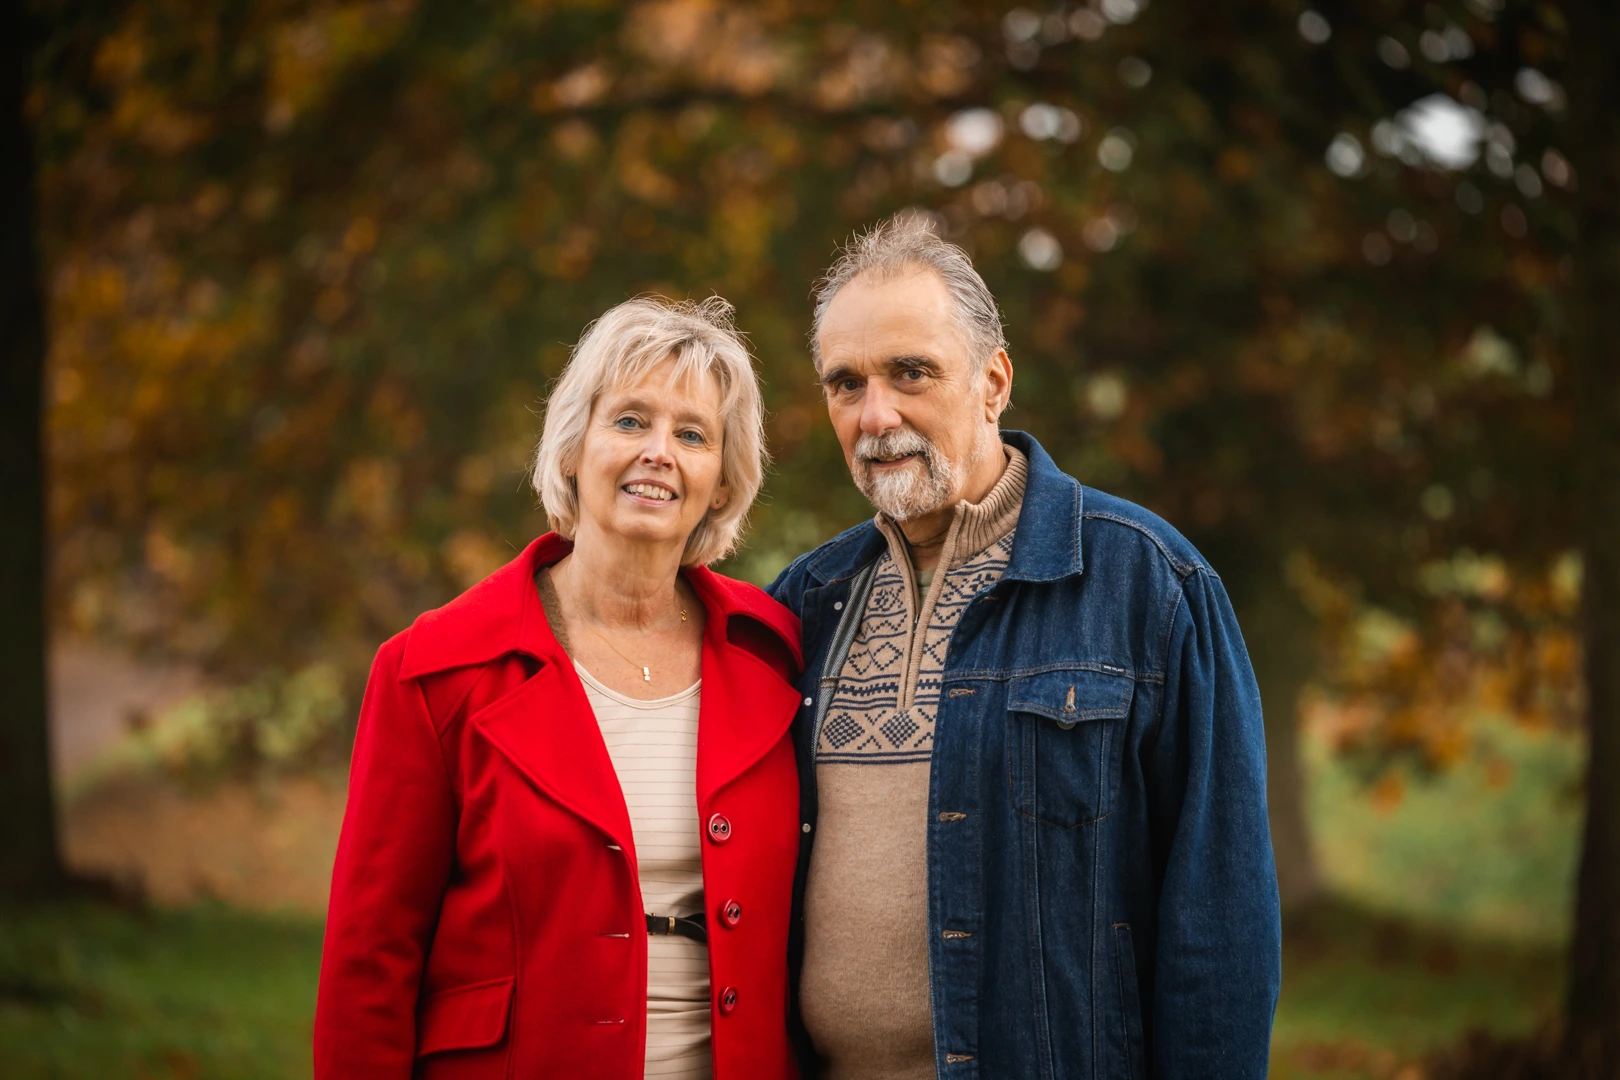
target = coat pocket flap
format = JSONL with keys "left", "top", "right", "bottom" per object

{"left": 1008, "top": 668, "right": 1134, "bottom": 727}
{"left": 416, "top": 976, "right": 515, "bottom": 1057}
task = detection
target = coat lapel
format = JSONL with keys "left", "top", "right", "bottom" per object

{"left": 471, "top": 656, "right": 636, "bottom": 856}
{"left": 695, "top": 630, "right": 802, "bottom": 809}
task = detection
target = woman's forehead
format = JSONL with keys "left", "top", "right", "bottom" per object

{"left": 601, "top": 358, "right": 724, "bottom": 411}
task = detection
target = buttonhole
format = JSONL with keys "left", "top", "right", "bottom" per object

{"left": 599, "top": 931, "right": 630, "bottom": 938}
{"left": 937, "top": 811, "right": 967, "bottom": 822}
{"left": 945, "top": 1053, "right": 975, "bottom": 1063}
{"left": 947, "top": 687, "right": 976, "bottom": 698}
{"left": 941, "top": 929, "right": 972, "bottom": 940}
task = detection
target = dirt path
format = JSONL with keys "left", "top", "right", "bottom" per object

{"left": 51, "top": 638, "right": 345, "bottom": 914}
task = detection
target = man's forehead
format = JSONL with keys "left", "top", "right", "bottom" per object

{"left": 818, "top": 271, "right": 961, "bottom": 361}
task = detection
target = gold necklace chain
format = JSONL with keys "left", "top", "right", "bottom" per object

{"left": 580, "top": 606, "right": 688, "bottom": 683}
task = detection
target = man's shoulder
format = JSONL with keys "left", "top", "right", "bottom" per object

{"left": 1076, "top": 486, "right": 1212, "bottom": 584}
{"left": 766, "top": 518, "right": 881, "bottom": 608}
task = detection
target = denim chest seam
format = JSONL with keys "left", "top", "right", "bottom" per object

{"left": 944, "top": 661, "right": 1165, "bottom": 685}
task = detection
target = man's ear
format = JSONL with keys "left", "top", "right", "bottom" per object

{"left": 983, "top": 348, "right": 1014, "bottom": 421}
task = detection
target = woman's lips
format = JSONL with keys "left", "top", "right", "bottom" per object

{"left": 622, "top": 481, "right": 678, "bottom": 504}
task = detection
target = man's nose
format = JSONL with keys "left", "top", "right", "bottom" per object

{"left": 858, "top": 381, "right": 904, "bottom": 437}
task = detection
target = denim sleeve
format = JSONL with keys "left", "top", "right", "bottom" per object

{"left": 1147, "top": 567, "right": 1281, "bottom": 1078}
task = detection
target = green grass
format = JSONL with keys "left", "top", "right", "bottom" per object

{"left": 1271, "top": 903, "right": 1562, "bottom": 1078}
{"left": 0, "top": 715, "right": 1578, "bottom": 1078}
{"left": 0, "top": 902, "right": 322, "bottom": 1080}
{"left": 0, "top": 898, "right": 1562, "bottom": 1080}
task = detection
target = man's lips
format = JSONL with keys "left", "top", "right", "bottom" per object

{"left": 863, "top": 452, "right": 922, "bottom": 469}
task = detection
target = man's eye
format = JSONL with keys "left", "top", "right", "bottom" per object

{"left": 839, "top": 378, "right": 861, "bottom": 393}
{"left": 900, "top": 369, "right": 924, "bottom": 381}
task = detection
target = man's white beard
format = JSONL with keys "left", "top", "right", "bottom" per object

{"left": 853, "top": 427, "right": 988, "bottom": 521}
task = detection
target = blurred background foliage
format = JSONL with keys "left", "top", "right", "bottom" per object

{"left": 31, "top": 0, "right": 1585, "bottom": 900}
{"left": 15, "top": 0, "right": 1608, "bottom": 1073}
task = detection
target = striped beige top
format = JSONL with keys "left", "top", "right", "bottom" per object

{"left": 576, "top": 663, "right": 712, "bottom": 1080}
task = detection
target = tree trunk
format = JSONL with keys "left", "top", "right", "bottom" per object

{"left": 0, "top": 0, "right": 61, "bottom": 899}
{"left": 1241, "top": 578, "right": 1323, "bottom": 911}
{"left": 1563, "top": 0, "right": 1620, "bottom": 1072}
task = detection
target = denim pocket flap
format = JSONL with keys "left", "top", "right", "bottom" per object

{"left": 416, "top": 975, "right": 515, "bottom": 1057}
{"left": 1008, "top": 668, "right": 1133, "bottom": 728}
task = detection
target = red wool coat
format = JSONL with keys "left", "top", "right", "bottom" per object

{"left": 314, "top": 534, "right": 803, "bottom": 1079}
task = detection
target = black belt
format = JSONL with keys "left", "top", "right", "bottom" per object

{"left": 645, "top": 912, "right": 707, "bottom": 944}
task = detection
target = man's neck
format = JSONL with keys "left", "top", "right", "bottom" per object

{"left": 896, "top": 436, "right": 1008, "bottom": 572}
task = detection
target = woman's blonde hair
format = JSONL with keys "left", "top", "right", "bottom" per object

{"left": 531, "top": 295, "right": 767, "bottom": 566}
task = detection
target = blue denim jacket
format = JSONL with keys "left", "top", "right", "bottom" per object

{"left": 767, "top": 431, "right": 1281, "bottom": 1079}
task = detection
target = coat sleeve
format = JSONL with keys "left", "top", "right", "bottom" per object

{"left": 314, "top": 633, "right": 456, "bottom": 1078}
{"left": 1146, "top": 568, "right": 1282, "bottom": 1078}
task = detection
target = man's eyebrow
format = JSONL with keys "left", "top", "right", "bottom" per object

{"left": 885, "top": 354, "right": 942, "bottom": 372}
{"left": 820, "top": 363, "right": 858, "bottom": 386}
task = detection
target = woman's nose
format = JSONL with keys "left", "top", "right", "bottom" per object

{"left": 639, "top": 425, "right": 676, "bottom": 466}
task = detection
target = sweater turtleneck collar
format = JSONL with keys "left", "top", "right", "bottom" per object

{"left": 875, "top": 441, "right": 1029, "bottom": 574}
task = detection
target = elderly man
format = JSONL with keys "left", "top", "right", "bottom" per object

{"left": 769, "top": 214, "right": 1281, "bottom": 1079}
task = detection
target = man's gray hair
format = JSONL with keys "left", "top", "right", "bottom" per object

{"left": 810, "top": 211, "right": 1007, "bottom": 372}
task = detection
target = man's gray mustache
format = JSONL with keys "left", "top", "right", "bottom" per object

{"left": 854, "top": 431, "right": 937, "bottom": 467}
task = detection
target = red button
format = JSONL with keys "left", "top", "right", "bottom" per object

{"left": 718, "top": 986, "right": 739, "bottom": 1015}
{"left": 720, "top": 899, "right": 742, "bottom": 928}
{"left": 706, "top": 814, "right": 732, "bottom": 844}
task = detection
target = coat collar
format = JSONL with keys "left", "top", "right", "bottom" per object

{"left": 400, "top": 533, "right": 803, "bottom": 851}
{"left": 804, "top": 430, "right": 1085, "bottom": 587}
{"left": 399, "top": 532, "right": 802, "bottom": 681}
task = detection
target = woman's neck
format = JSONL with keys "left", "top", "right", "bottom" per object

{"left": 548, "top": 525, "right": 690, "bottom": 631}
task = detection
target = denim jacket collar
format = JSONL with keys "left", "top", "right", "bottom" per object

{"left": 805, "top": 430, "right": 1084, "bottom": 586}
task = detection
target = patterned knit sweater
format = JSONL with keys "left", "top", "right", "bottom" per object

{"left": 800, "top": 445, "right": 1028, "bottom": 1080}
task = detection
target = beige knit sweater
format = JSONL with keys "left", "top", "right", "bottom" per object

{"left": 800, "top": 445, "right": 1028, "bottom": 1080}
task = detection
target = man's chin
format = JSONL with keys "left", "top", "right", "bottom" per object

{"left": 856, "top": 475, "right": 950, "bottom": 521}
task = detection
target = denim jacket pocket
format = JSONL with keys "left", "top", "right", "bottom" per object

{"left": 1007, "top": 667, "right": 1134, "bottom": 828}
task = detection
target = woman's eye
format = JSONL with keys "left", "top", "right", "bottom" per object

{"left": 615, "top": 416, "right": 641, "bottom": 429}
{"left": 678, "top": 430, "right": 704, "bottom": 444}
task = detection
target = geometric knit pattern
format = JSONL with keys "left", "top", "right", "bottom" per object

{"left": 817, "top": 532, "right": 1014, "bottom": 765}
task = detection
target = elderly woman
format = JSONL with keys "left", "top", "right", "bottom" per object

{"left": 314, "top": 297, "right": 803, "bottom": 1080}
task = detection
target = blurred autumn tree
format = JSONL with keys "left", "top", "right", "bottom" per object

{"left": 26, "top": 0, "right": 1608, "bottom": 992}
{"left": 4, "top": 0, "right": 60, "bottom": 897}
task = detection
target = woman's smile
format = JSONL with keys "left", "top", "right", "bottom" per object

{"left": 622, "top": 480, "right": 679, "bottom": 504}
